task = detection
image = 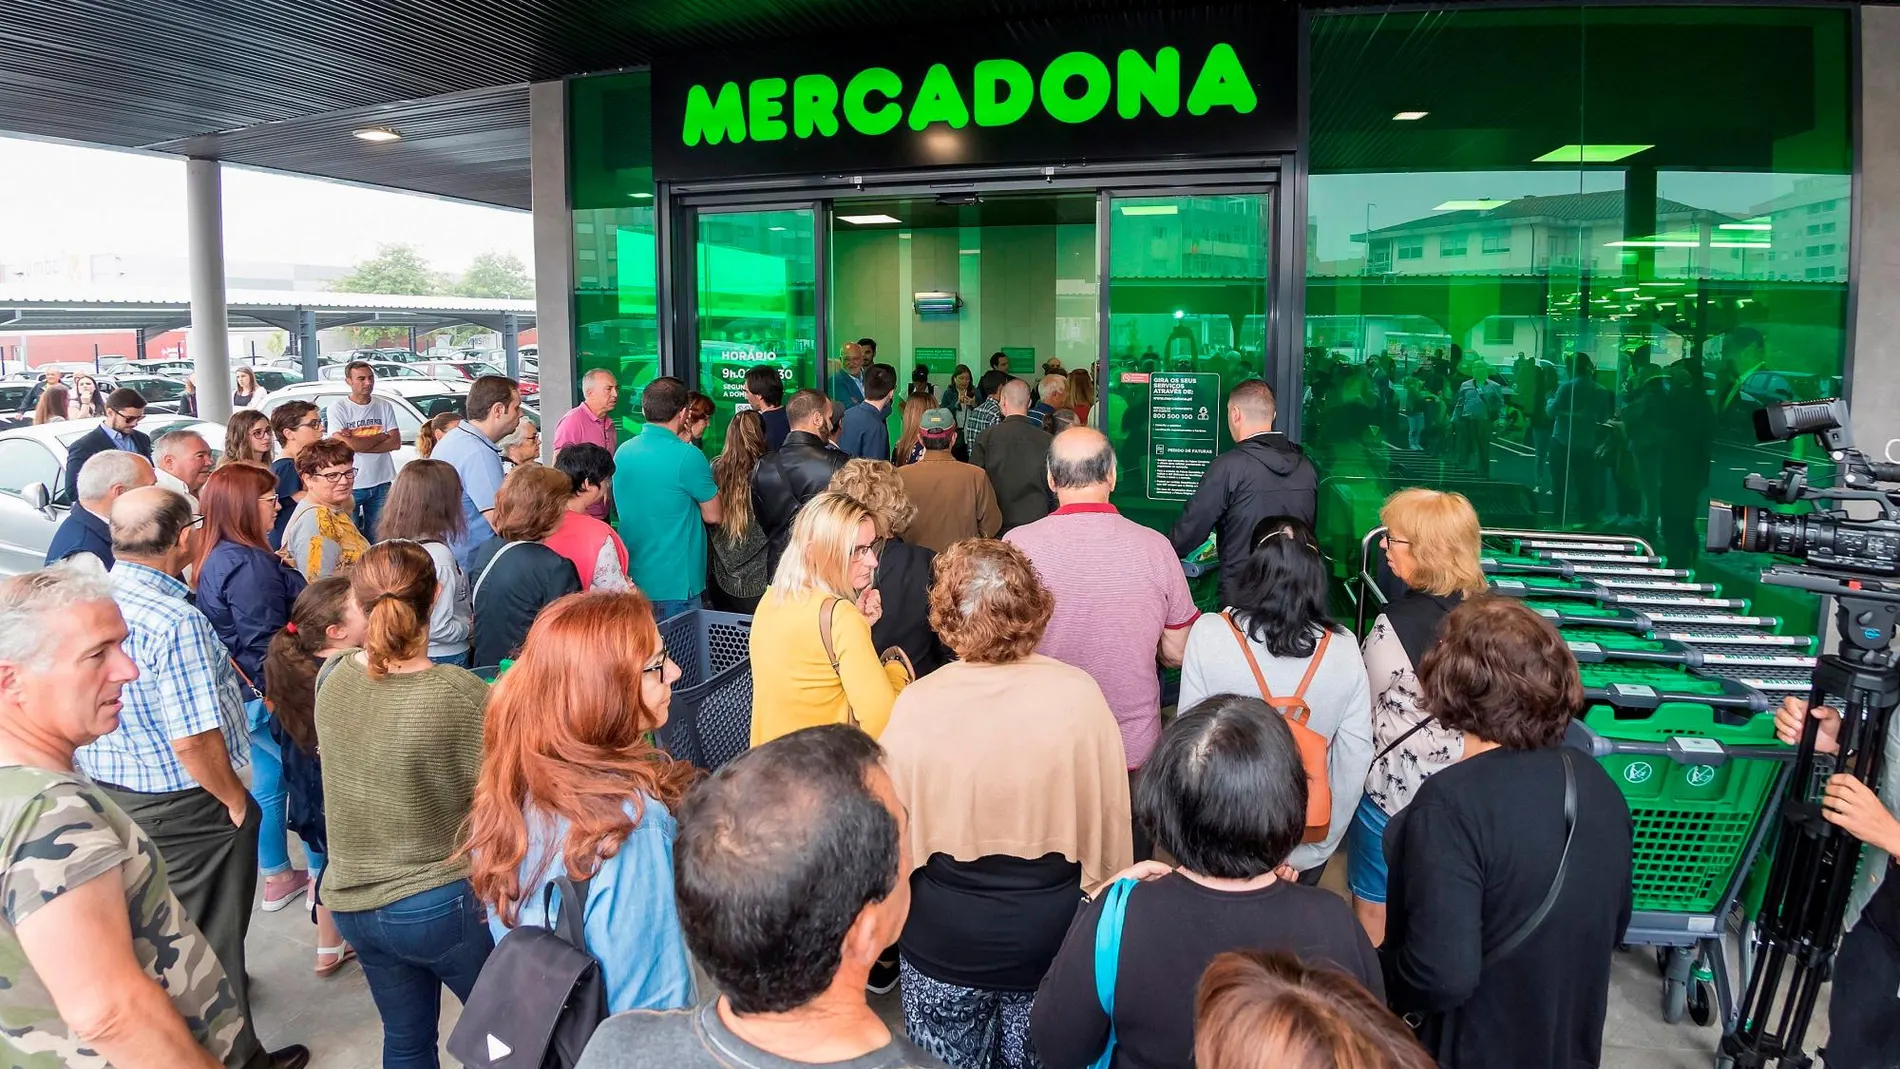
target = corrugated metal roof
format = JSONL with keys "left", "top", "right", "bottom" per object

{"left": 0, "top": 287, "right": 534, "bottom": 332}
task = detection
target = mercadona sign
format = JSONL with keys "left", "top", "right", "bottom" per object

{"left": 650, "top": 13, "right": 1295, "bottom": 180}
{"left": 679, "top": 45, "right": 1258, "bottom": 146}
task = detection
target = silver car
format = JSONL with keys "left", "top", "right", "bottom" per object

{"left": 0, "top": 416, "right": 227, "bottom": 576}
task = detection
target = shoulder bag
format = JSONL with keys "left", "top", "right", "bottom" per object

{"left": 818, "top": 597, "right": 913, "bottom": 730}
{"left": 1221, "top": 613, "right": 1334, "bottom": 843}
{"left": 471, "top": 541, "right": 524, "bottom": 605}
{"left": 447, "top": 875, "right": 607, "bottom": 1069}
{"left": 1088, "top": 878, "right": 1136, "bottom": 1069}
{"left": 1485, "top": 749, "right": 1579, "bottom": 966}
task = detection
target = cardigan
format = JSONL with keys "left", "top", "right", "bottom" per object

{"left": 747, "top": 588, "right": 909, "bottom": 745}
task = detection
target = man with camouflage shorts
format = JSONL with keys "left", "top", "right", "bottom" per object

{"left": 0, "top": 558, "right": 286, "bottom": 1067}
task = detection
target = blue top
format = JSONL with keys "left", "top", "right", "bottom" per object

{"left": 611, "top": 424, "right": 718, "bottom": 602}
{"left": 432, "top": 421, "right": 506, "bottom": 570}
{"left": 838, "top": 400, "right": 891, "bottom": 460}
{"left": 268, "top": 457, "right": 300, "bottom": 550}
{"left": 486, "top": 795, "right": 695, "bottom": 1015}
{"left": 44, "top": 505, "right": 113, "bottom": 568}
{"left": 829, "top": 368, "right": 866, "bottom": 406}
{"left": 196, "top": 539, "right": 307, "bottom": 685}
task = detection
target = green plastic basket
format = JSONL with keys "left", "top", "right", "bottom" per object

{"left": 1582, "top": 703, "right": 1787, "bottom": 914}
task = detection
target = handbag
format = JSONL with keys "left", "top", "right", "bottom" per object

{"left": 1220, "top": 613, "right": 1334, "bottom": 843}
{"left": 1089, "top": 878, "right": 1136, "bottom": 1069}
{"left": 818, "top": 597, "right": 914, "bottom": 730}
{"left": 230, "top": 661, "right": 271, "bottom": 733}
{"left": 1483, "top": 749, "right": 1579, "bottom": 966}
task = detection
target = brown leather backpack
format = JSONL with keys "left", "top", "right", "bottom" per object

{"left": 1221, "top": 612, "right": 1334, "bottom": 843}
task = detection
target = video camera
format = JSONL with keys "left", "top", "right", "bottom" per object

{"left": 1707, "top": 397, "right": 1900, "bottom": 579}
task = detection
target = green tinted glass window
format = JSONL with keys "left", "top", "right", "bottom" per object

{"left": 694, "top": 209, "right": 818, "bottom": 453}
{"left": 1303, "top": 6, "right": 1851, "bottom": 631}
{"left": 570, "top": 71, "right": 658, "bottom": 442}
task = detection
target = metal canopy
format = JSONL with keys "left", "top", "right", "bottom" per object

{"left": 0, "top": 288, "right": 535, "bottom": 335}
{"left": 1, "top": 0, "right": 1230, "bottom": 208}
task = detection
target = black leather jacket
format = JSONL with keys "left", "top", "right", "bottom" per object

{"left": 753, "top": 430, "right": 849, "bottom": 576}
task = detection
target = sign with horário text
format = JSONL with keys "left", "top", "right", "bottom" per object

{"left": 652, "top": 9, "right": 1295, "bottom": 180}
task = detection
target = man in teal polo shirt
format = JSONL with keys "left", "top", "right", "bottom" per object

{"left": 612, "top": 377, "right": 723, "bottom": 620}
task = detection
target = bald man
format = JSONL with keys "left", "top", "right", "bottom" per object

{"left": 969, "top": 378, "right": 1054, "bottom": 532}
{"left": 1006, "top": 428, "right": 1198, "bottom": 857}
{"left": 1168, "top": 379, "right": 1317, "bottom": 609}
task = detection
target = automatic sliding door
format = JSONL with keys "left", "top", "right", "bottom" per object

{"left": 691, "top": 208, "right": 818, "bottom": 452}
{"left": 1103, "top": 193, "right": 1273, "bottom": 574}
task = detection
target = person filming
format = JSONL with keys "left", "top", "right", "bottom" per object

{"left": 1775, "top": 697, "right": 1900, "bottom": 1068}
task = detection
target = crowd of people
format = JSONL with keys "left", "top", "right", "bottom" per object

{"left": 3, "top": 353, "right": 1894, "bottom": 1069}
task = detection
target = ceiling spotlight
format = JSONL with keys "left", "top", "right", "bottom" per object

{"left": 351, "top": 127, "right": 402, "bottom": 143}
{"left": 838, "top": 214, "right": 901, "bottom": 225}
{"left": 1392, "top": 111, "right": 1429, "bottom": 121}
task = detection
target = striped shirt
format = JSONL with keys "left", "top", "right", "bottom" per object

{"left": 1006, "top": 504, "right": 1200, "bottom": 768}
{"left": 76, "top": 562, "right": 250, "bottom": 793}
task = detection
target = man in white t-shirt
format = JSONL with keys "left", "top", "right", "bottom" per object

{"left": 323, "top": 361, "right": 402, "bottom": 539}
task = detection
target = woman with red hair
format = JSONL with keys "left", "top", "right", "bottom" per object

{"left": 466, "top": 590, "right": 699, "bottom": 1013}
{"left": 194, "top": 462, "right": 313, "bottom": 912}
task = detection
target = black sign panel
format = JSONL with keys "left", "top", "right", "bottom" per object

{"left": 651, "top": 7, "right": 1297, "bottom": 181}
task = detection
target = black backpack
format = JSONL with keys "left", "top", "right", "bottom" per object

{"left": 447, "top": 875, "right": 607, "bottom": 1069}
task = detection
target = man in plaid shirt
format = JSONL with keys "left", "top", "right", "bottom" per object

{"left": 961, "top": 377, "right": 1016, "bottom": 447}
{"left": 74, "top": 487, "right": 298, "bottom": 1069}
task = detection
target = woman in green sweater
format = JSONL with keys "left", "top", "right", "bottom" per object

{"left": 316, "top": 540, "right": 493, "bottom": 1067}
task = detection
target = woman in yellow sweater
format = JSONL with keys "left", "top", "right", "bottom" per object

{"left": 749, "top": 491, "right": 912, "bottom": 744}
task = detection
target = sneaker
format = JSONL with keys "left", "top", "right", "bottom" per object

{"left": 867, "top": 957, "right": 900, "bottom": 996}
{"left": 261, "top": 870, "right": 309, "bottom": 913}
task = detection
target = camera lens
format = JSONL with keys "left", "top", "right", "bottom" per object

{"left": 1735, "top": 505, "right": 1815, "bottom": 557}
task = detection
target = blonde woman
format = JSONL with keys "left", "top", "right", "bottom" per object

{"left": 829, "top": 458, "right": 948, "bottom": 676}
{"left": 747, "top": 491, "right": 911, "bottom": 745}
{"left": 1349, "top": 488, "right": 1488, "bottom": 944}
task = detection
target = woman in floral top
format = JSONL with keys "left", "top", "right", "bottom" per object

{"left": 1349, "top": 488, "right": 1488, "bottom": 945}
{"left": 282, "top": 438, "right": 370, "bottom": 579}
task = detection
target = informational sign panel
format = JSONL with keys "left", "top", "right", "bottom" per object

{"left": 651, "top": 6, "right": 1297, "bottom": 180}
{"left": 706, "top": 353, "right": 796, "bottom": 407}
{"left": 1001, "top": 346, "right": 1037, "bottom": 371}
{"left": 913, "top": 347, "right": 958, "bottom": 378}
{"left": 1148, "top": 371, "right": 1219, "bottom": 500}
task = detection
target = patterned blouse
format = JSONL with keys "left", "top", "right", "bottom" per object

{"left": 1361, "top": 613, "right": 1465, "bottom": 817}
{"left": 283, "top": 500, "right": 369, "bottom": 581}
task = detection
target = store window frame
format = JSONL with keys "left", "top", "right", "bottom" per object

{"left": 659, "top": 158, "right": 1299, "bottom": 421}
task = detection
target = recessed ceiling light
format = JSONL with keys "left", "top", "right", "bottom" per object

{"left": 1534, "top": 144, "right": 1653, "bottom": 163}
{"left": 1433, "top": 199, "right": 1513, "bottom": 211}
{"left": 627, "top": 192, "right": 653, "bottom": 199}
{"left": 838, "top": 214, "right": 901, "bottom": 225}
{"left": 1718, "top": 222, "right": 1771, "bottom": 231}
{"left": 351, "top": 127, "right": 401, "bottom": 143}
{"left": 767, "top": 226, "right": 787, "bottom": 232}
{"left": 1118, "top": 205, "right": 1179, "bottom": 216}
{"left": 1392, "top": 111, "right": 1429, "bottom": 121}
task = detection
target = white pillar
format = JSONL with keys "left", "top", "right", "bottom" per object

{"left": 187, "top": 158, "right": 233, "bottom": 424}
{"left": 530, "top": 80, "right": 576, "bottom": 461}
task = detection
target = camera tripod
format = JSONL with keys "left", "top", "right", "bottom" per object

{"left": 1719, "top": 575, "right": 1899, "bottom": 1069}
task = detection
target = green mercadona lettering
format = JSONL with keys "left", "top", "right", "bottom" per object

{"left": 681, "top": 44, "right": 1258, "bottom": 146}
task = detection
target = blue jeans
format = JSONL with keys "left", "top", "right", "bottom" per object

{"left": 332, "top": 880, "right": 494, "bottom": 1069}
{"left": 1346, "top": 794, "right": 1392, "bottom": 904}
{"left": 249, "top": 728, "right": 293, "bottom": 877}
{"left": 652, "top": 596, "right": 703, "bottom": 622}
{"left": 428, "top": 652, "right": 468, "bottom": 667}
{"left": 354, "top": 482, "right": 390, "bottom": 540}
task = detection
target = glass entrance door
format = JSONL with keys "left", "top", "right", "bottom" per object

{"left": 690, "top": 207, "right": 818, "bottom": 452}
{"left": 1102, "top": 193, "right": 1274, "bottom": 549}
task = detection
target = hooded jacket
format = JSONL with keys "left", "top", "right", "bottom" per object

{"left": 1169, "top": 432, "right": 1319, "bottom": 608}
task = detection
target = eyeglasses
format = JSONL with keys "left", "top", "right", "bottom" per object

{"left": 249, "top": 427, "right": 273, "bottom": 439}
{"left": 307, "top": 469, "right": 357, "bottom": 484}
{"left": 1381, "top": 534, "right": 1412, "bottom": 547}
{"left": 296, "top": 418, "right": 322, "bottom": 431}
{"left": 188, "top": 515, "right": 207, "bottom": 529}
{"left": 643, "top": 647, "right": 671, "bottom": 676}
{"left": 111, "top": 410, "right": 144, "bottom": 426}
{"left": 850, "top": 542, "right": 879, "bottom": 561}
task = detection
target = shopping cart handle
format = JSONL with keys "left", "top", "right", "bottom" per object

{"left": 1564, "top": 721, "right": 1792, "bottom": 765}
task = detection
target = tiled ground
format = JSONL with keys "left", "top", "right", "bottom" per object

{"left": 243, "top": 863, "right": 1832, "bottom": 1068}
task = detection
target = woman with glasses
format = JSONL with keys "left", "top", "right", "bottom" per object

{"left": 268, "top": 401, "right": 324, "bottom": 550}
{"left": 194, "top": 462, "right": 313, "bottom": 915}
{"left": 467, "top": 591, "right": 699, "bottom": 1013}
{"left": 221, "top": 409, "right": 275, "bottom": 468}
{"left": 283, "top": 438, "right": 370, "bottom": 580}
{"left": 828, "top": 459, "right": 950, "bottom": 677}
{"left": 1178, "top": 516, "right": 1372, "bottom": 883}
{"left": 748, "top": 491, "right": 912, "bottom": 745}
{"left": 1350, "top": 488, "right": 1488, "bottom": 945}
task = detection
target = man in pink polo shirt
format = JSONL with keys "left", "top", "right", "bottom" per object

{"left": 552, "top": 368, "right": 619, "bottom": 519}
{"left": 1006, "top": 427, "right": 1199, "bottom": 855}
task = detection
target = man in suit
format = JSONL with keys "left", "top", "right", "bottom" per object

{"left": 63, "top": 388, "right": 152, "bottom": 502}
{"left": 45, "top": 450, "right": 155, "bottom": 568}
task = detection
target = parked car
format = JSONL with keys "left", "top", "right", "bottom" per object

{"left": 0, "top": 416, "right": 225, "bottom": 575}
{"left": 316, "top": 361, "right": 433, "bottom": 383}
{"left": 108, "top": 375, "right": 190, "bottom": 414}
{"left": 111, "top": 359, "right": 199, "bottom": 379}
{"left": 245, "top": 367, "right": 306, "bottom": 393}
{"left": 256, "top": 380, "right": 470, "bottom": 476}
{"left": 0, "top": 383, "right": 34, "bottom": 430}
{"left": 406, "top": 360, "right": 538, "bottom": 398}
